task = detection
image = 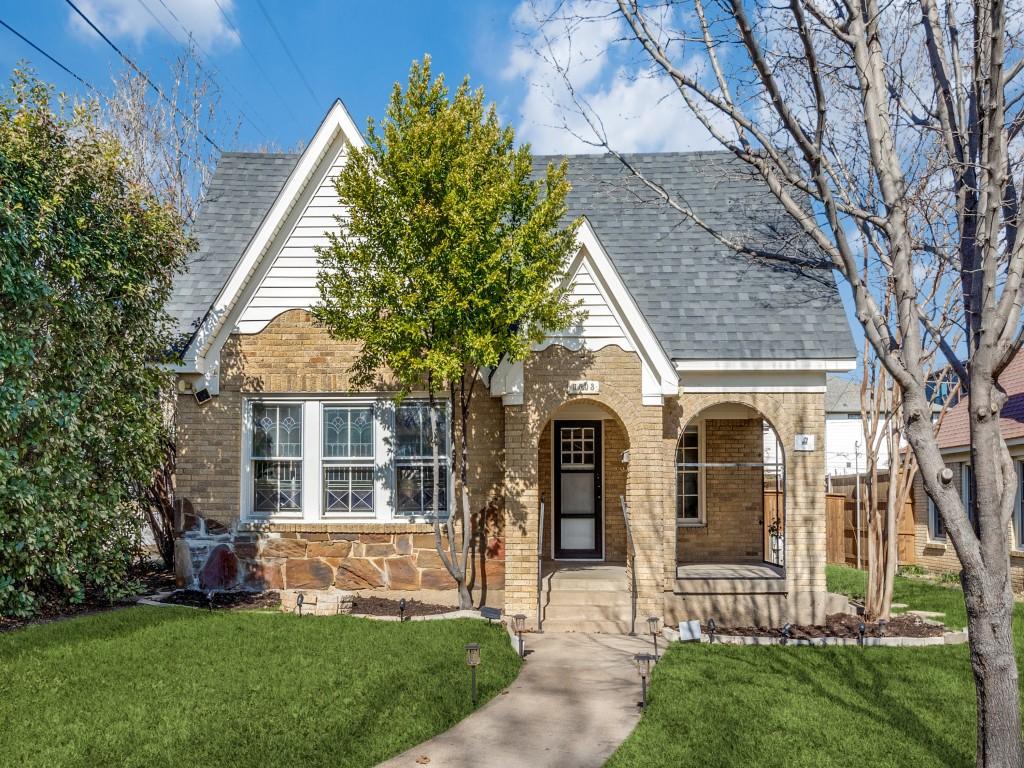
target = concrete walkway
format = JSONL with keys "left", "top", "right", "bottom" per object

{"left": 377, "top": 632, "right": 652, "bottom": 768}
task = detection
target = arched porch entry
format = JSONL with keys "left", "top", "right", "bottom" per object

{"left": 538, "top": 398, "right": 631, "bottom": 564}
{"left": 674, "top": 401, "right": 787, "bottom": 579}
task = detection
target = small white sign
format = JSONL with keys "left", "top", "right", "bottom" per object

{"left": 567, "top": 379, "right": 600, "bottom": 395}
{"left": 794, "top": 434, "right": 816, "bottom": 452}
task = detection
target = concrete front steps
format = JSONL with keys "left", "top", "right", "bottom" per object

{"left": 539, "top": 565, "right": 636, "bottom": 634}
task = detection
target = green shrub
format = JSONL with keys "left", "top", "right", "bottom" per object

{"left": 898, "top": 565, "right": 926, "bottom": 577}
{"left": 0, "top": 71, "right": 190, "bottom": 616}
{"left": 939, "top": 570, "right": 963, "bottom": 585}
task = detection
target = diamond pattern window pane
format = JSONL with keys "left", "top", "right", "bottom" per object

{"left": 254, "top": 460, "right": 302, "bottom": 514}
{"left": 252, "top": 403, "right": 302, "bottom": 459}
{"left": 324, "top": 466, "right": 374, "bottom": 515}
{"left": 397, "top": 465, "right": 448, "bottom": 515}
{"left": 324, "top": 406, "right": 374, "bottom": 458}
{"left": 396, "top": 404, "right": 447, "bottom": 458}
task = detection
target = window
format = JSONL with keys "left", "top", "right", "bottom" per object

{"left": 928, "top": 495, "right": 945, "bottom": 541}
{"left": 322, "top": 405, "right": 375, "bottom": 517}
{"left": 245, "top": 397, "right": 449, "bottom": 522}
{"left": 395, "top": 403, "right": 449, "bottom": 516}
{"left": 251, "top": 403, "right": 303, "bottom": 516}
{"left": 676, "top": 424, "right": 703, "bottom": 525}
{"left": 1016, "top": 462, "right": 1024, "bottom": 549}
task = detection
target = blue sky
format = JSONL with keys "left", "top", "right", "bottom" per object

{"left": 0, "top": 0, "right": 862, "bottom": 361}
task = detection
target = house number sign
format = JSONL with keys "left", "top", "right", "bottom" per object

{"left": 567, "top": 379, "right": 600, "bottom": 395}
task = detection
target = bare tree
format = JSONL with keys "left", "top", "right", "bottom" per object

{"left": 528, "top": 0, "right": 1024, "bottom": 762}
{"left": 104, "top": 46, "right": 238, "bottom": 567}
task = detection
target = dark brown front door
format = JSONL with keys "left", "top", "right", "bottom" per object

{"left": 554, "top": 420, "right": 602, "bottom": 559}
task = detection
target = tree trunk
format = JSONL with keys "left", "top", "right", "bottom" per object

{"left": 457, "top": 373, "right": 474, "bottom": 610}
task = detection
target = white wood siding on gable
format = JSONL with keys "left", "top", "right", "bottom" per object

{"left": 237, "top": 147, "right": 349, "bottom": 333}
{"left": 540, "top": 256, "right": 634, "bottom": 352}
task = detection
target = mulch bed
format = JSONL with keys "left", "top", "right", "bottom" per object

{"left": 350, "top": 596, "right": 454, "bottom": 618}
{"left": 158, "top": 590, "right": 281, "bottom": 610}
{"left": 0, "top": 561, "right": 176, "bottom": 633}
{"left": 710, "top": 612, "right": 945, "bottom": 640}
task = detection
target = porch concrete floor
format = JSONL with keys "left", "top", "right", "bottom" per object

{"left": 676, "top": 562, "right": 784, "bottom": 580}
{"left": 375, "top": 632, "right": 651, "bottom": 768}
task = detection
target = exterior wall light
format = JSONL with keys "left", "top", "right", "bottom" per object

{"left": 647, "top": 616, "right": 661, "bottom": 658}
{"left": 465, "top": 643, "right": 481, "bottom": 706}
{"left": 634, "top": 653, "right": 655, "bottom": 709}
{"left": 513, "top": 614, "right": 527, "bottom": 658}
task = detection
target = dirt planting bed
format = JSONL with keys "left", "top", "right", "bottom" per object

{"left": 350, "top": 595, "right": 453, "bottom": 618}
{"left": 159, "top": 589, "right": 281, "bottom": 610}
{"left": 711, "top": 612, "right": 944, "bottom": 640}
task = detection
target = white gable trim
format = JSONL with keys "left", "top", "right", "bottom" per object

{"left": 175, "top": 100, "right": 366, "bottom": 390}
{"left": 491, "top": 219, "right": 679, "bottom": 406}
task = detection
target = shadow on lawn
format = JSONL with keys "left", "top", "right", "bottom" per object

{"left": 0, "top": 605, "right": 202, "bottom": 659}
{"left": 762, "top": 647, "right": 972, "bottom": 766}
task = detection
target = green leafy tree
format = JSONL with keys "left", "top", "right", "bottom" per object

{"left": 315, "top": 57, "right": 580, "bottom": 608}
{"left": 0, "top": 71, "right": 191, "bottom": 616}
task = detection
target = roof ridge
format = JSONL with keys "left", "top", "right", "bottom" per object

{"left": 220, "top": 151, "right": 300, "bottom": 159}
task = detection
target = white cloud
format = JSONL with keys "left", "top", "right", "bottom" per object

{"left": 505, "top": 0, "right": 727, "bottom": 154}
{"left": 69, "top": 0, "right": 239, "bottom": 50}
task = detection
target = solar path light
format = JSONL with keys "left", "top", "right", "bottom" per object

{"left": 513, "top": 614, "right": 527, "bottom": 658}
{"left": 647, "top": 616, "right": 661, "bottom": 658}
{"left": 399, "top": 598, "right": 407, "bottom": 622}
{"left": 465, "top": 643, "right": 481, "bottom": 706}
{"left": 633, "top": 653, "right": 655, "bottom": 709}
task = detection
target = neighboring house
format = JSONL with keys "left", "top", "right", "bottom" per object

{"left": 913, "top": 352, "right": 1024, "bottom": 590}
{"left": 168, "top": 102, "right": 856, "bottom": 630}
{"left": 823, "top": 375, "right": 891, "bottom": 477}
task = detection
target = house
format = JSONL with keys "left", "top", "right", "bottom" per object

{"left": 913, "top": 352, "right": 1024, "bottom": 590}
{"left": 168, "top": 101, "right": 857, "bottom": 629}
{"left": 822, "top": 375, "right": 891, "bottom": 476}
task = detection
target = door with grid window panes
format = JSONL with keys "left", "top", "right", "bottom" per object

{"left": 251, "top": 403, "right": 303, "bottom": 517}
{"left": 322, "top": 405, "right": 375, "bottom": 517}
{"left": 554, "top": 420, "right": 603, "bottom": 559}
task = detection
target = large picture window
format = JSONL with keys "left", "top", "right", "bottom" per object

{"left": 676, "top": 424, "right": 704, "bottom": 525}
{"left": 396, "top": 403, "right": 449, "bottom": 516}
{"left": 251, "top": 403, "right": 303, "bottom": 516}
{"left": 245, "top": 397, "right": 448, "bottom": 522}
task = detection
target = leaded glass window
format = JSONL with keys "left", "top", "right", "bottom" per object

{"left": 251, "top": 403, "right": 302, "bottom": 515}
{"left": 395, "top": 402, "right": 449, "bottom": 516}
{"left": 322, "top": 405, "right": 375, "bottom": 517}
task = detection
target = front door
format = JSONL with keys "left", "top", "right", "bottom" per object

{"left": 554, "top": 420, "right": 603, "bottom": 559}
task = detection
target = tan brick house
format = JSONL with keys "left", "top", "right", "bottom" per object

{"left": 913, "top": 353, "right": 1024, "bottom": 591}
{"left": 168, "top": 102, "right": 856, "bottom": 630}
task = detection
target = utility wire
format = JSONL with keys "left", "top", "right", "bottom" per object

{"left": 254, "top": 0, "right": 320, "bottom": 108}
{"left": 211, "top": 0, "right": 302, "bottom": 131}
{"left": 63, "top": 0, "right": 223, "bottom": 151}
{"left": 149, "top": 0, "right": 271, "bottom": 143}
{"left": 0, "top": 16, "right": 98, "bottom": 92}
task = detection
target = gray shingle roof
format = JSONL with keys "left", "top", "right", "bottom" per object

{"left": 171, "top": 149, "right": 856, "bottom": 361}
{"left": 825, "top": 375, "right": 861, "bottom": 413}
{"left": 167, "top": 152, "right": 298, "bottom": 337}
{"left": 535, "top": 152, "right": 856, "bottom": 360}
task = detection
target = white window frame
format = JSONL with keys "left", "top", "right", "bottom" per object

{"left": 241, "top": 395, "right": 452, "bottom": 524}
{"left": 321, "top": 401, "right": 378, "bottom": 520}
{"left": 1015, "top": 461, "right": 1024, "bottom": 551}
{"left": 676, "top": 422, "right": 706, "bottom": 527}
{"left": 927, "top": 495, "right": 945, "bottom": 543}
{"left": 394, "top": 400, "right": 452, "bottom": 519}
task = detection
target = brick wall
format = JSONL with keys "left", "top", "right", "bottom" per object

{"left": 175, "top": 309, "right": 505, "bottom": 592}
{"left": 677, "top": 418, "right": 764, "bottom": 562}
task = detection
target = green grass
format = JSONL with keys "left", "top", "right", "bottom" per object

{"left": 0, "top": 607, "right": 520, "bottom": 768}
{"left": 607, "top": 566, "right": 1020, "bottom": 768}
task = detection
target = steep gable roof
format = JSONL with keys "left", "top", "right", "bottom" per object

{"left": 535, "top": 152, "right": 856, "bottom": 361}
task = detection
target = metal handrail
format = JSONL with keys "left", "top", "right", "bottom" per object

{"left": 537, "top": 495, "right": 545, "bottom": 632}
{"left": 620, "top": 495, "right": 637, "bottom": 636}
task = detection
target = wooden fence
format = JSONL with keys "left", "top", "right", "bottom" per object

{"left": 825, "top": 473, "right": 916, "bottom": 569}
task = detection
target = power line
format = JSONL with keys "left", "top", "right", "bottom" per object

{"left": 0, "top": 16, "right": 98, "bottom": 93}
{"left": 254, "top": 0, "right": 320, "bottom": 108}
{"left": 211, "top": 0, "right": 302, "bottom": 131}
{"left": 149, "top": 0, "right": 271, "bottom": 143}
{"left": 63, "top": 0, "right": 223, "bottom": 152}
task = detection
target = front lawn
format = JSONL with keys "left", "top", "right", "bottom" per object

{"left": 0, "top": 607, "right": 519, "bottom": 768}
{"left": 607, "top": 566, "right": 1019, "bottom": 768}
